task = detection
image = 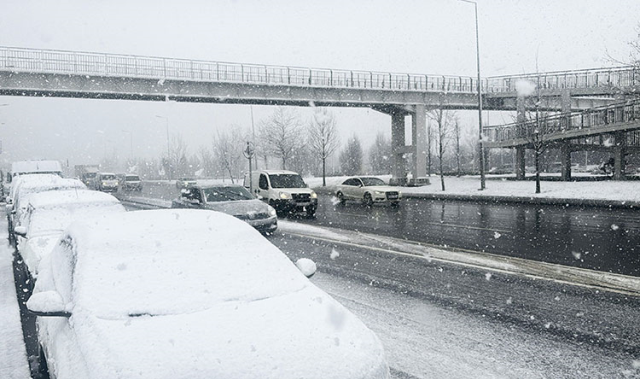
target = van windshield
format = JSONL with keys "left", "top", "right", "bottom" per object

{"left": 268, "top": 174, "right": 307, "bottom": 189}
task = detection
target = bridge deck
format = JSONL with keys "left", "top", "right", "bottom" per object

{"left": 0, "top": 46, "right": 639, "bottom": 111}
{"left": 484, "top": 99, "right": 640, "bottom": 148}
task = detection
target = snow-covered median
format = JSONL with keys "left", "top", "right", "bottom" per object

{"left": 279, "top": 221, "right": 640, "bottom": 296}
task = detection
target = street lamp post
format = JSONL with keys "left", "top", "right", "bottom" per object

{"left": 458, "top": 0, "right": 485, "bottom": 190}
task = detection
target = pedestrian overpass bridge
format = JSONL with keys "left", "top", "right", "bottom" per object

{"left": 1, "top": 46, "right": 639, "bottom": 183}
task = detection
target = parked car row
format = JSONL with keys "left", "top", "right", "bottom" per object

{"left": 4, "top": 165, "right": 389, "bottom": 379}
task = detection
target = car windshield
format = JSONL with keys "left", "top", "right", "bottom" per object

{"left": 28, "top": 203, "right": 124, "bottom": 237}
{"left": 268, "top": 174, "right": 307, "bottom": 189}
{"left": 101, "top": 174, "right": 116, "bottom": 180}
{"left": 203, "top": 186, "right": 254, "bottom": 202}
{"left": 125, "top": 175, "right": 140, "bottom": 181}
{"left": 360, "top": 177, "right": 386, "bottom": 186}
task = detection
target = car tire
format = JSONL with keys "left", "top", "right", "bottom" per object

{"left": 306, "top": 207, "right": 316, "bottom": 219}
{"left": 35, "top": 345, "right": 49, "bottom": 379}
{"left": 336, "top": 192, "right": 346, "bottom": 205}
{"left": 363, "top": 193, "right": 373, "bottom": 207}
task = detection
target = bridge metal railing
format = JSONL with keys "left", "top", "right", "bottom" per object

{"left": 484, "top": 98, "right": 640, "bottom": 144}
{"left": 0, "top": 46, "right": 478, "bottom": 93}
{"left": 485, "top": 66, "right": 639, "bottom": 93}
{"left": 1, "top": 46, "right": 638, "bottom": 96}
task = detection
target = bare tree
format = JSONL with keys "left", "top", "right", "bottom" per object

{"left": 198, "top": 147, "right": 216, "bottom": 178}
{"left": 427, "top": 108, "right": 457, "bottom": 191}
{"left": 258, "top": 107, "right": 303, "bottom": 170}
{"left": 163, "top": 133, "right": 189, "bottom": 180}
{"left": 212, "top": 126, "right": 246, "bottom": 183}
{"left": 368, "top": 132, "right": 391, "bottom": 175}
{"left": 340, "top": 135, "right": 363, "bottom": 175}
{"left": 308, "top": 108, "right": 340, "bottom": 186}
{"left": 453, "top": 118, "right": 462, "bottom": 176}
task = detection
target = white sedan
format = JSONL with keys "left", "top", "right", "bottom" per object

{"left": 336, "top": 177, "right": 402, "bottom": 206}
{"left": 28, "top": 209, "right": 389, "bottom": 379}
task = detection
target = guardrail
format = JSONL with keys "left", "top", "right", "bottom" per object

{"left": 484, "top": 98, "right": 640, "bottom": 143}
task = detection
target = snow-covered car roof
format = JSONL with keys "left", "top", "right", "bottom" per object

{"left": 11, "top": 160, "right": 62, "bottom": 175}
{"left": 27, "top": 189, "right": 121, "bottom": 209}
{"left": 260, "top": 169, "right": 300, "bottom": 175}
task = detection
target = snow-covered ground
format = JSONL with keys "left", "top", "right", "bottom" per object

{"left": 0, "top": 219, "right": 31, "bottom": 379}
{"left": 305, "top": 175, "right": 640, "bottom": 203}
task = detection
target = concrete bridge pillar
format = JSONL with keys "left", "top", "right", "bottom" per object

{"left": 391, "top": 112, "right": 406, "bottom": 185}
{"left": 411, "top": 104, "right": 427, "bottom": 184}
{"left": 613, "top": 131, "right": 626, "bottom": 180}
{"left": 515, "top": 146, "right": 526, "bottom": 179}
{"left": 560, "top": 142, "right": 572, "bottom": 181}
{"left": 560, "top": 90, "right": 572, "bottom": 181}
{"left": 515, "top": 96, "right": 527, "bottom": 180}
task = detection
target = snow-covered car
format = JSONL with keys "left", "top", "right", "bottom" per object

{"left": 171, "top": 184, "right": 277, "bottom": 233}
{"left": 7, "top": 175, "right": 87, "bottom": 236}
{"left": 27, "top": 209, "right": 389, "bottom": 379}
{"left": 336, "top": 177, "right": 402, "bottom": 206}
{"left": 14, "top": 189, "right": 125, "bottom": 278}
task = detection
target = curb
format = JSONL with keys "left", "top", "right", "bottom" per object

{"left": 278, "top": 221, "right": 640, "bottom": 296}
{"left": 402, "top": 192, "right": 640, "bottom": 209}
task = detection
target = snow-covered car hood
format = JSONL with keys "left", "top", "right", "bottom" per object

{"left": 204, "top": 198, "right": 272, "bottom": 217}
{"left": 68, "top": 285, "right": 388, "bottom": 379}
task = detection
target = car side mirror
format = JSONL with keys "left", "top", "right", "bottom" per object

{"left": 14, "top": 226, "right": 27, "bottom": 237}
{"left": 27, "top": 291, "right": 71, "bottom": 317}
{"left": 295, "top": 258, "right": 317, "bottom": 278}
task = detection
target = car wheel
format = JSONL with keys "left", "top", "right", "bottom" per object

{"left": 363, "top": 193, "right": 373, "bottom": 207}
{"left": 35, "top": 345, "right": 49, "bottom": 379}
{"left": 306, "top": 207, "right": 316, "bottom": 219}
{"left": 336, "top": 191, "right": 346, "bottom": 205}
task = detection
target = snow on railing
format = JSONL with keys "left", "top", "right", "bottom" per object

{"left": 1, "top": 47, "right": 637, "bottom": 95}
{"left": 0, "top": 46, "right": 478, "bottom": 93}
{"left": 483, "top": 98, "right": 640, "bottom": 143}
{"left": 485, "top": 66, "right": 640, "bottom": 93}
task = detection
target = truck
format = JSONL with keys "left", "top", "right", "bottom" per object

{"left": 74, "top": 165, "right": 100, "bottom": 189}
{"left": 10, "top": 160, "right": 63, "bottom": 180}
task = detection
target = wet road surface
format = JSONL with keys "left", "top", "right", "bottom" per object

{"left": 294, "top": 196, "right": 640, "bottom": 277}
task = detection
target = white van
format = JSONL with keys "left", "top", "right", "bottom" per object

{"left": 244, "top": 170, "right": 317, "bottom": 217}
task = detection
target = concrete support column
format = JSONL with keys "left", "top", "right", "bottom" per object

{"left": 411, "top": 104, "right": 427, "bottom": 184}
{"left": 515, "top": 96, "right": 527, "bottom": 180}
{"left": 391, "top": 112, "right": 406, "bottom": 185}
{"left": 560, "top": 142, "right": 572, "bottom": 181}
{"left": 560, "top": 90, "right": 572, "bottom": 181}
{"left": 515, "top": 146, "right": 526, "bottom": 180}
{"left": 613, "top": 131, "right": 626, "bottom": 180}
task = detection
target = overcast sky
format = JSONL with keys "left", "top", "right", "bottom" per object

{"left": 0, "top": 0, "right": 639, "bottom": 168}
